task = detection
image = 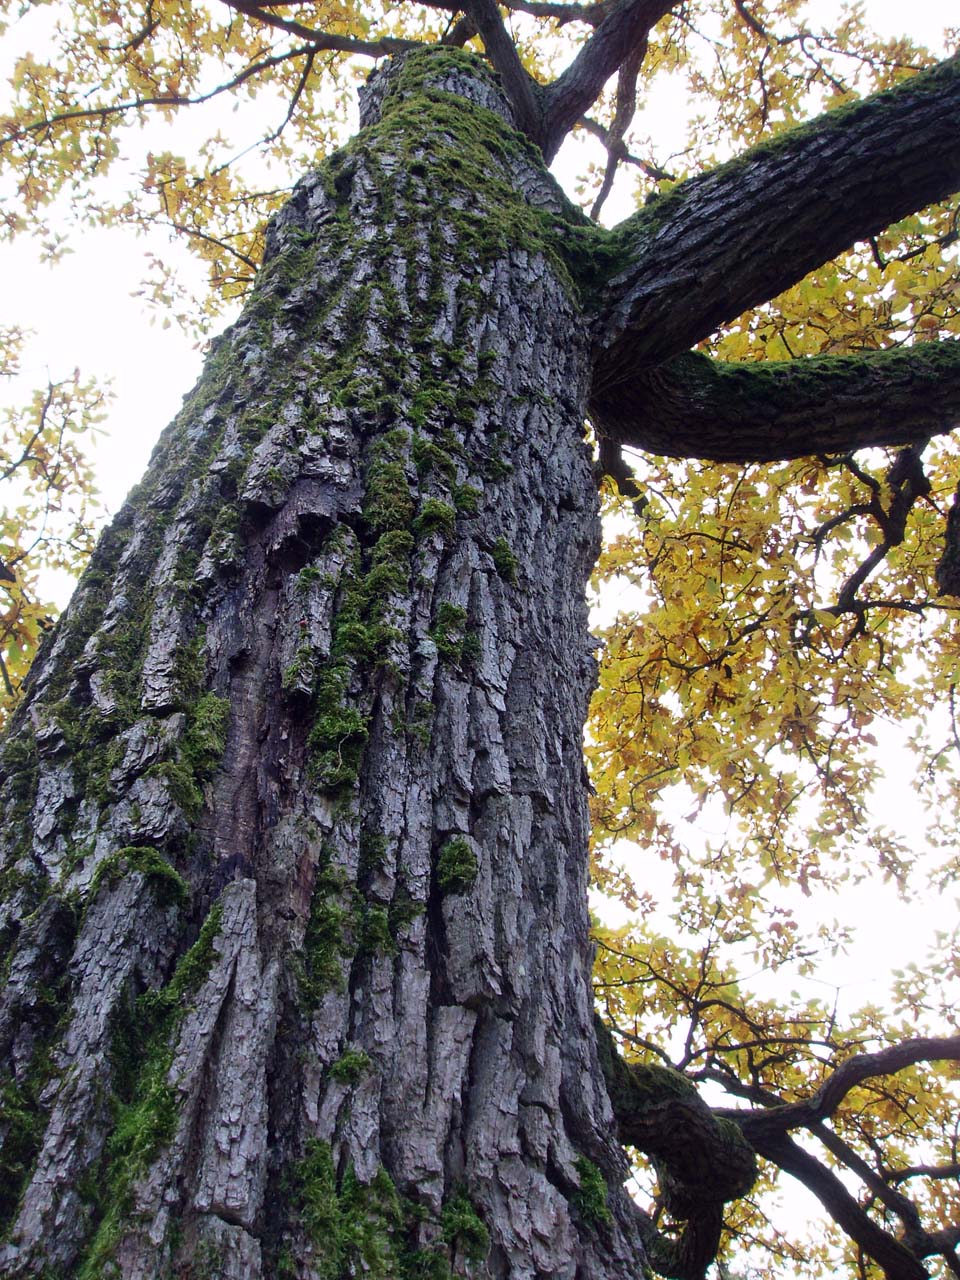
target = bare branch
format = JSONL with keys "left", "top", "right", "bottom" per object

{"left": 579, "top": 115, "right": 676, "bottom": 181}
{"left": 591, "top": 41, "right": 645, "bottom": 220}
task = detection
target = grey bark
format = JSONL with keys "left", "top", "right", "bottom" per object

{"left": 592, "top": 53, "right": 960, "bottom": 378}
{"left": 0, "top": 51, "right": 647, "bottom": 1280}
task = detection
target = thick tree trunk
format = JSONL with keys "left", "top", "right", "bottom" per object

{"left": 0, "top": 51, "right": 649, "bottom": 1280}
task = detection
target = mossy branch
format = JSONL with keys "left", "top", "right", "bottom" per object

{"left": 592, "top": 341, "right": 960, "bottom": 464}
{"left": 590, "top": 53, "right": 960, "bottom": 372}
{"left": 594, "top": 1016, "right": 756, "bottom": 1280}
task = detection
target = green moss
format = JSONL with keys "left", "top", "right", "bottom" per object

{"left": 358, "top": 904, "right": 394, "bottom": 956}
{"left": 436, "top": 838, "right": 478, "bottom": 895}
{"left": 364, "top": 459, "right": 415, "bottom": 534}
{"left": 371, "top": 530, "right": 415, "bottom": 564}
{"left": 358, "top": 831, "right": 389, "bottom": 878}
{"left": 143, "top": 758, "right": 203, "bottom": 820}
{"left": 308, "top": 705, "right": 370, "bottom": 789}
{"left": 297, "top": 862, "right": 356, "bottom": 1002}
{"left": 412, "top": 435, "right": 457, "bottom": 479}
{"left": 453, "top": 484, "right": 481, "bottom": 514}
{"left": 0, "top": 728, "right": 40, "bottom": 860}
{"left": 387, "top": 887, "right": 423, "bottom": 937}
{"left": 440, "top": 1193, "right": 489, "bottom": 1263}
{"left": 287, "top": 1141, "right": 404, "bottom": 1280}
{"left": 89, "top": 846, "right": 189, "bottom": 910}
{"left": 430, "top": 603, "right": 468, "bottom": 663}
{"left": 572, "top": 1156, "right": 612, "bottom": 1229}
{"left": 167, "top": 904, "right": 224, "bottom": 1003}
{"left": 172, "top": 626, "right": 208, "bottom": 709}
{"left": 181, "top": 693, "right": 230, "bottom": 781}
{"left": 94, "top": 584, "right": 155, "bottom": 726}
{"left": 460, "top": 629, "right": 481, "bottom": 667}
{"left": 282, "top": 1128, "right": 489, "bottom": 1280}
{"left": 413, "top": 498, "right": 456, "bottom": 541}
{"left": 206, "top": 504, "right": 241, "bottom": 566}
{"left": 297, "top": 564, "right": 327, "bottom": 591}
{"left": 0, "top": 1071, "right": 47, "bottom": 1236}
{"left": 0, "top": 907, "right": 77, "bottom": 1242}
{"left": 408, "top": 700, "right": 433, "bottom": 749}
{"left": 80, "top": 904, "right": 223, "bottom": 1277}
{"left": 329, "top": 1049, "right": 371, "bottom": 1085}
{"left": 490, "top": 536, "right": 518, "bottom": 584}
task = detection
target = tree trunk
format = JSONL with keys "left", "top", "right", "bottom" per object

{"left": 0, "top": 51, "right": 649, "bottom": 1280}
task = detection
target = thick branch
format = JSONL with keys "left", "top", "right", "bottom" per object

{"left": 591, "top": 341, "right": 960, "bottom": 462}
{"left": 592, "top": 53, "right": 960, "bottom": 376}
{"left": 541, "top": 0, "right": 676, "bottom": 159}
{"left": 596, "top": 1018, "right": 756, "bottom": 1280}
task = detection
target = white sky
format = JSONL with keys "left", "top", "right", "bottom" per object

{"left": 1, "top": 0, "right": 957, "bottom": 1015}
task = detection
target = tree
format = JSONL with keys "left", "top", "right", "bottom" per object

{"left": 0, "top": 328, "right": 104, "bottom": 715}
{"left": 1, "top": 3, "right": 959, "bottom": 1278}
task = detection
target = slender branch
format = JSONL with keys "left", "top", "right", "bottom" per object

{"left": 219, "top": 0, "right": 422, "bottom": 55}
{"left": 0, "top": 652, "right": 13, "bottom": 699}
{"left": 810, "top": 1120, "right": 924, "bottom": 1242}
{"left": 1, "top": 46, "right": 325, "bottom": 148}
{"left": 744, "top": 1130, "right": 929, "bottom": 1280}
{"left": 591, "top": 41, "right": 646, "bottom": 220}
{"left": 720, "top": 1035, "right": 960, "bottom": 1143}
{"left": 579, "top": 115, "right": 676, "bottom": 181}
{"left": 888, "top": 1163, "right": 960, "bottom": 1186}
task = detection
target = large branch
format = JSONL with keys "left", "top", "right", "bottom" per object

{"left": 592, "top": 53, "right": 960, "bottom": 380}
{"left": 591, "top": 341, "right": 960, "bottom": 462}
{"left": 540, "top": 0, "right": 676, "bottom": 159}
{"left": 595, "top": 1018, "right": 756, "bottom": 1280}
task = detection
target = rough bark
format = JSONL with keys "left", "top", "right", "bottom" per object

{"left": 0, "top": 50, "right": 650, "bottom": 1280}
{"left": 592, "top": 53, "right": 960, "bottom": 377}
{"left": 3, "top": 30, "right": 960, "bottom": 1280}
